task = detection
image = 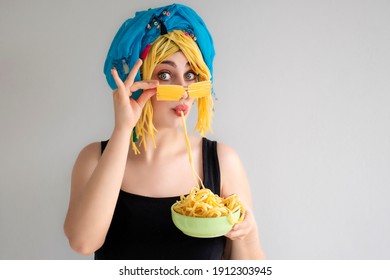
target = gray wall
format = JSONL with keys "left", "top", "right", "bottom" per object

{"left": 1, "top": 0, "right": 389, "bottom": 259}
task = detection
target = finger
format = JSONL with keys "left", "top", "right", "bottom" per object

{"left": 225, "top": 231, "right": 241, "bottom": 240}
{"left": 225, "top": 224, "right": 239, "bottom": 238}
{"left": 225, "top": 227, "right": 247, "bottom": 240}
{"left": 130, "top": 80, "right": 159, "bottom": 92}
{"left": 111, "top": 68, "right": 125, "bottom": 89}
{"left": 124, "top": 59, "right": 143, "bottom": 88}
{"left": 136, "top": 88, "right": 157, "bottom": 108}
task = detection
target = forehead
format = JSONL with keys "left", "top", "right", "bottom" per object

{"left": 158, "top": 51, "right": 190, "bottom": 68}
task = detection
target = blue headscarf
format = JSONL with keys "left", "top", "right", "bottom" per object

{"left": 104, "top": 4, "right": 215, "bottom": 100}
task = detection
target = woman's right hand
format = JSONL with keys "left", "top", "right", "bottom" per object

{"left": 111, "top": 59, "right": 158, "bottom": 131}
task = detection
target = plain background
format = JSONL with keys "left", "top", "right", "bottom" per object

{"left": 1, "top": 0, "right": 389, "bottom": 259}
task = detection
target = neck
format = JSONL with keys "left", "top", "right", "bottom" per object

{"left": 134, "top": 128, "right": 187, "bottom": 161}
{"left": 155, "top": 128, "right": 185, "bottom": 148}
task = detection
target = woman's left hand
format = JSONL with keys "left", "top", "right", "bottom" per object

{"left": 225, "top": 208, "right": 255, "bottom": 240}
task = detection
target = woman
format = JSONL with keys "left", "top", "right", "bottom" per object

{"left": 64, "top": 3, "right": 265, "bottom": 260}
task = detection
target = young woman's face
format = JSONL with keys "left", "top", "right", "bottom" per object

{"left": 150, "top": 51, "right": 197, "bottom": 129}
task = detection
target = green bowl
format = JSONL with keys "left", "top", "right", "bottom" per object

{"left": 171, "top": 205, "right": 241, "bottom": 238}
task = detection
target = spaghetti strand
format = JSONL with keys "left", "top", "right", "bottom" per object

{"left": 172, "top": 111, "right": 245, "bottom": 224}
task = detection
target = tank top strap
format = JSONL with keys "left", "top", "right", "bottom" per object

{"left": 202, "top": 137, "right": 221, "bottom": 196}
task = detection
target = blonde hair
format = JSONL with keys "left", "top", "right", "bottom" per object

{"left": 131, "top": 30, "right": 214, "bottom": 154}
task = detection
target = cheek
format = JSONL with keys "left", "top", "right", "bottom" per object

{"left": 150, "top": 95, "right": 158, "bottom": 107}
{"left": 151, "top": 98, "right": 172, "bottom": 116}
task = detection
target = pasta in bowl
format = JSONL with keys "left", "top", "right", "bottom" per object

{"left": 171, "top": 111, "right": 244, "bottom": 237}
{"left": 171, "top": 187, "right": 244, "bottom": 238}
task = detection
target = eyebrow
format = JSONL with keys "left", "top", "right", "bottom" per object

{"left": 160, "top": 60, "right": 190, "bottom": 68}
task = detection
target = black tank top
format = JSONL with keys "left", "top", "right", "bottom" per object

{"left": 94, "top": 138, "right": 226, "bottom": 260}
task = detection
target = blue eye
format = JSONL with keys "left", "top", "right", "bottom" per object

{"left": 185, "top": 72, "right": 196, "bottom": 80}
{"left": 158, "top": 72, "right": 171, "bottom": 81}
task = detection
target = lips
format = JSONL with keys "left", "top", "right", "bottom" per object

{"left": 173, "top": 104, "right": 189, "bottom": 116}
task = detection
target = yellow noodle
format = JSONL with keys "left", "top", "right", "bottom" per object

{"left": 172, "top": 114, "right": 245, "bottom": 224}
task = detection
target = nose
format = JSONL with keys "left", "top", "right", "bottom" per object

{"left": 175, "top": 77, "right": 190, "bottom": 100}
{"left": 181, "top": 89, "right": 189, "bottom": 100}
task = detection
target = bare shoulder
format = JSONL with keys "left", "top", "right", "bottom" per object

{"left": 71, "top": 142, "right": 102, "bottom": 188}
{"left": 75, "top": 142, "right": 101, "bottom": 166}
{"left": 216, "top": 142, "right": 242, "bottom": 169}
{"left": 217, "top": 142, "right": 246, "bottom": 183}
{"left": 216, "top": 142, "right": 252, "bottom": 206}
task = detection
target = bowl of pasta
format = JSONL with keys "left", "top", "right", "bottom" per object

{"left": 171, "top": 187, "right": 244, "bottom": 238}
{"left": 170, "top": 111, "right": 244, "bottom": 238}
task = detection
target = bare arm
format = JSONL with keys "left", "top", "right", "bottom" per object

{"left": 64, "top": 129, "right": 132, "bottom": 255}
{"left": 63, "top": 60, "right": 157, "bottom": 255}
{"left": 218, "top": 143, "right": 266, "bottom": 259}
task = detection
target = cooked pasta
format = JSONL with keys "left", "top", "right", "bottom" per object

{"left": 172, "top": 186, "right": 245, "bottom": 224}
{"left": 172, "top": 111, "right": 245, "bottom": 224}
